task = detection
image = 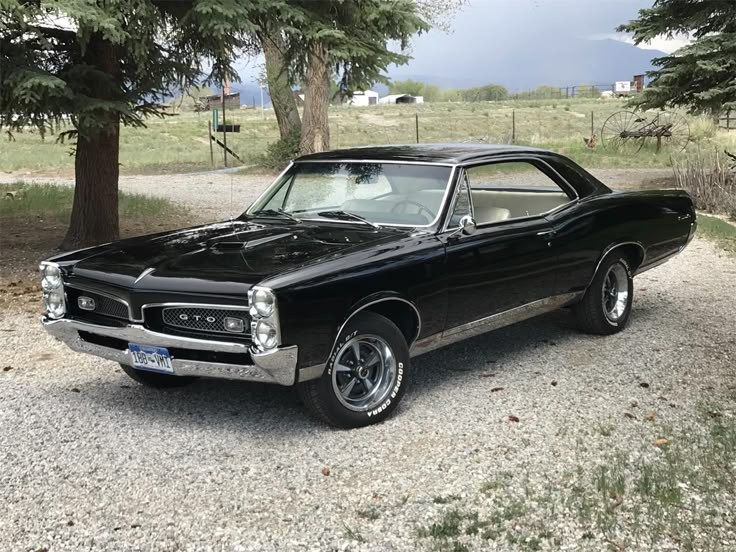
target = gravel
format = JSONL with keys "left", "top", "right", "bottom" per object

{"left": 1, "top": 236, "right": 735, "bottom": 551}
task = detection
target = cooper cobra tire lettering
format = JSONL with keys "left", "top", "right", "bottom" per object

{"left": 296, "top": 312, "right": 411, "bottom": 428}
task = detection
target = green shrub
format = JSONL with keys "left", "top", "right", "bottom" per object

{"left": 259, "top": 131, "right": 301, "bottom": 171}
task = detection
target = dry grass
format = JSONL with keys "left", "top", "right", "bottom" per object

{"left": 672, "top": 149, "right": 736, "bottom": 220}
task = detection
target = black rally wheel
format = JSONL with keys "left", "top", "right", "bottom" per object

{"left": 574, "top": 254, "right": 634, "bottom": 335}
{"left": 119, "top": 363, "right": 197, "bottom": 389}
{"left": 297, "top": 311, "right": 410, "bottom": 428}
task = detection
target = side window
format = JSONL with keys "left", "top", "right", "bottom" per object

{"left": 448, "top": 175, "right": 472, "bottom": 228}
{"left": 465, "top": 161, "right": 572, "bottom": 225}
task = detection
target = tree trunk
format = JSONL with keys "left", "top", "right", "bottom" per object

{"left": 261, "top": 29, "right": 301, "bottom": 140}
{"left": 299, "top": 42, "right": 331, "bottom": 155}
{"left": 61, "top": 34, "right": 121, "bottom": 250}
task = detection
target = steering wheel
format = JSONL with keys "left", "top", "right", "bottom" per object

{"left": 390, "top": 200, "right": 434, "bottom": 221}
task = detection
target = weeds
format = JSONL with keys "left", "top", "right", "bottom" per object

{"left": 673, "top": 148, "right": 736, "bottom": 219}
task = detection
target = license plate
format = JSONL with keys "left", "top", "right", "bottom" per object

{"left": 128, "top": 343, "right": 173, "bottom": 374}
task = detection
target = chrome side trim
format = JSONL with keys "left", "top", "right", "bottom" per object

{"left": 586, "top": 241, "right": 647, "bottom": 288}
{"left": 411, "top": 292, "right": 582, "bottom": 357}
{"left": 66, "top": 284, "right": 138, "bottom": 322}
{"left": 42, "top": 317, "right": 297, "bottom": 386}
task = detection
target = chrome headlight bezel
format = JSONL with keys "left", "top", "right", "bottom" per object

{"left": 40, "top": 262, "right": 62, "bottom": 291}
{"left": 248, "top": 286, "right": 280, "bottom": 351}
{"left": 39, "top": 261, "right": 66, "bottom": 319}
{"left": 251, "top": 288, "right": 275, "bottom": 317}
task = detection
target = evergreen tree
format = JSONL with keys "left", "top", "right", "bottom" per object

{"left": 0, "top": 0, "right": 252, "bottom": 248}
{"left": 618, "top": 1, "right": 736, "bottom": 116}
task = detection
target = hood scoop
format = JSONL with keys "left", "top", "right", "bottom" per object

{"left": 208, "top": 232, "right": 294, "bottom": 251}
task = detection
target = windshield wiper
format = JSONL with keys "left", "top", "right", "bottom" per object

{"left": 251, "top": 208, "right": 301, "bottom": 223}
{"left": 317, "top": 210, "right": 381, "bottom": 229}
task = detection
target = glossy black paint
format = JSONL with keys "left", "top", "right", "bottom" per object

{"left": 48, "top": 145, "right": 695, "bottom": 378}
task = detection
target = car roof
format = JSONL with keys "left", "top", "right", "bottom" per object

{"left": 295, "top": 143, "right": 551, "bottom": 165}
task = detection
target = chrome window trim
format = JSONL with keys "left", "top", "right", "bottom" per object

{"left": 246, "top": 160, "right": 458, "bottom": 230}
{"left": 441, "top": 156, "right": 580, "bottom": 233}
{"left": 66, "top": 284, "right": 137, "bottom": 322}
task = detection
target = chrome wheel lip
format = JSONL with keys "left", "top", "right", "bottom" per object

{"left": 602, "top": 263, "right": 630, "bottom": 322}
{"left": 332, "top": 335, "right": 396, "bottom": 412}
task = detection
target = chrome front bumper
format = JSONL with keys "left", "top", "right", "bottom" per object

{"left": 42, "top": 317, "right": 298, "bottom": 386}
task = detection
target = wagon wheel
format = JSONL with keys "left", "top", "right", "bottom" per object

{"left": 601, "top": 111, "right": 647, "bottom": 153}
{"left": 651, "top": 111, "right": 690, "bottom": 153}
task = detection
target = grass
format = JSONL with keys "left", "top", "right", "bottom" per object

{"left": 0, "top": 182, "right": 189, "bottom": 285}
{"left": 414, "top": 403, "right": 736, "bottom": 551}
{"left": 697, "top": 214, "right": 736, "bottom": 255}
{"left": 0, "top": 181, "right": 180, "bottom": 224}
{"left": 3, "top": 98, "right": 735, "bottom": 175}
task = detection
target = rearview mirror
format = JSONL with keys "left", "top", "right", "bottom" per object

{"left": 459, "top": 215, "right": 476, "bottom": 236}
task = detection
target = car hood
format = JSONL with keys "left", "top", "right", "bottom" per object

{"left": 66, "top": 220, "right": 407, "bottom": 294}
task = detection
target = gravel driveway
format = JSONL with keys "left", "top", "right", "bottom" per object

{"left": 1, "top": 237, "right": 735, "bottom": 551}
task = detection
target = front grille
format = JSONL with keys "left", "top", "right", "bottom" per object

{"left": 162, "top": 307, "right": 250, "bottom": 336}
{"left": 67, "top": 288, "right": 129, "bottom": 320}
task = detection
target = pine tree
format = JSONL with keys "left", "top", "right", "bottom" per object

{"left": 618, "top": 1, "right": 736, "bottom": 117}
{"left": 0, "top": 0, "right": 252, "bottom": 248}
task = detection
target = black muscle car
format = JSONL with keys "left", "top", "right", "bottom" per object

{"left": 40, "top": 145, "right": 696, "bottom": 427}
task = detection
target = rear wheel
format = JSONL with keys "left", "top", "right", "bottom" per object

{"left": 297, "top": 312, "right": 410, "bottom": 428}
{"left": 574, "top": 254, "right": 634, "bottom": 335}
{"left": 119, "top": 364, "right": 197, "bottom": 389}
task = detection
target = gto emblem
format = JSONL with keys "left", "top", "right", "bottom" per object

{"left": 179, "top": 313, "right": 216, "bottom": 323}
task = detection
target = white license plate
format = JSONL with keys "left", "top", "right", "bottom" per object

{"left": 128, "top": 343, "right": 173, "bottom": 374}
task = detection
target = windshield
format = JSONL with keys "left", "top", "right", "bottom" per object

{"left": 247, "top": 162, "right": 454, "bottom": 227}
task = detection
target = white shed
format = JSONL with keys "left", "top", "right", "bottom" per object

{"left": 378, "top": 94, "right": 424, "bottom": 105}
{"left": 349, "top": 90, "right": 379, "bottom": 106}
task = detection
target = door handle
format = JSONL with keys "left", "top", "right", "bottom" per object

{"left": 537, "top": 229, "right": 556, "bottom": 247}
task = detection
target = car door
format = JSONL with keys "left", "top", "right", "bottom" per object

{"left": 440, "top": 159, "right": 573, "bottom": 331}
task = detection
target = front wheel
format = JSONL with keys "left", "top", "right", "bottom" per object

{"left": 574, "top": 254, "right": 634, "bottom": 335}
{"left": 119, "top": 364, "right": 197, "bottom": 389}
{"left": 297, "top": 312, "right": 410, "bottom": 428}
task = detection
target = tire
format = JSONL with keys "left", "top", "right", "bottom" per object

{"left": 297, "top": 311, "right": 410, "bottom": 428}
{"left": 119, "top": 364, "right": 197, "bottom": 389}
{"left": 574, "top": 254, "right": 634, "bottom": 335}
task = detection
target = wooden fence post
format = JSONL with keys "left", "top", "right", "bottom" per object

{"left": 415, "top": 113, "right": 420, "bottom": 144}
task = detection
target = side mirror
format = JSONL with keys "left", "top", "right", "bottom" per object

{"left": 459, "top": 215, "right": 477, "bottom": 236}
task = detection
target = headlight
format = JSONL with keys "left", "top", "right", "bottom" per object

{"left": 40, "top": 263, "right": 62, "bottom": 291}
{"left": 43, "top": 289, "right": 66, "bottom": 319}
{"left": 251, "top": 288, "right": 275, "bottom": 317}
{"left": 254, "top": 320, "right": 278, "bottom": 350}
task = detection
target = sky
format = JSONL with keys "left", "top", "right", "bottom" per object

{"left": 233, "top": 0, "right": 689, "bottom": 92}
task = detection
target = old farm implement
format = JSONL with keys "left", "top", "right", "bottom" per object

{"left": 601, "top": 111, "right": 690, "bottom": 153}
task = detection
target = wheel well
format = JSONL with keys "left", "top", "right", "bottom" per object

{"left": 361, "top": 299, "right": 421, "bottom": 346}
{"left": 614, "top": 244, "right": 645, "bottom": 272}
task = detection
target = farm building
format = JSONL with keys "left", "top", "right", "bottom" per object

{"left": 378, "top": 94, "right": 424, "bottom": 105}
{"left": 195, "top": 92, "right": 241, "bottom": 111}
{"left": 349, "top": 90, "right": 379, "bottom": 106}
